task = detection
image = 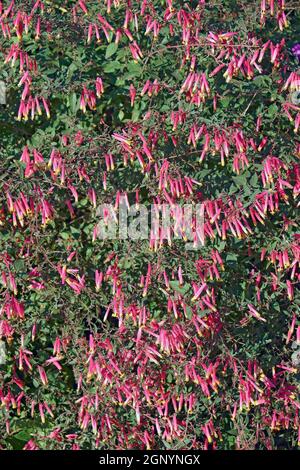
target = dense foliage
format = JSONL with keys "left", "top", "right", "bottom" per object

{"left": 0, "top": 0, "right": 300, "bottom": 450}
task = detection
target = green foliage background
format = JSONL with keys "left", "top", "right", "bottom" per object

{"left": 0, "top": 0, "right": 299, "bottom": 450}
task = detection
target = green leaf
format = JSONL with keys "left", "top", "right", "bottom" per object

{"left": 105, "top": 43, "right": 118, "bottom": 59}
{"left": 169, "top": 280, "right": 190, "bottom": 295}
{"left": 69, "top": 92, "right": 78, "bottom": 114}
{"left": 14, "top": 431, "right": 31, "bottom": 441}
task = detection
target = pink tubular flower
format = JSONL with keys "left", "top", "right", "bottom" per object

{"left": 38, "top": 366, "right": 48, "bottom": 386}
{"left": 95, "top": 77, "right": 104, "bottom": 97}
{"left": 23, "top": 439, "right": 39, "bottom": 450}
{"left": 129, "top": 84, "right": 136, "bottom": 107}
{"left": 286, "top": 280, "right": 294, "bottom": 301}
{"left": 247, "top": 304, "right": 266, "bottom": 322}
{"left": 129, "top": 41, "right": 143, "bottom": 61}
{"left": 78, "top": 0, "right": 88, "bottom": 14}
{"left": 45, "top": 356, "right": 62, "bottom": 371}
{"left": 41, "top": 97, "right": 50, "bottom": 118}
{"left": 95, "top": 270, "right": 103, "bottom": 291}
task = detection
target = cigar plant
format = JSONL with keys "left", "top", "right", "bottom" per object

{"left": 0, "top": 0, "right": 299, "bottom": 450}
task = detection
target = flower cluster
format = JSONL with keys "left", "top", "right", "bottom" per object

{"left": 0, "top": 0, "right": 299, "bottom": 451}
